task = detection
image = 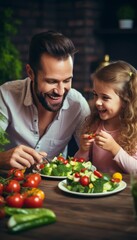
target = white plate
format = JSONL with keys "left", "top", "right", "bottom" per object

{"left": 32, "top": 169, "right": 66, "bottom": 179}
{"left": 58, "top": 179, "right": 127, "bottom": 197}
{"left": 33, "top": 165, "right": 96, "bottom": 179}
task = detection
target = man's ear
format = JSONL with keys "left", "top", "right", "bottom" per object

{"left": 26, "top": 64, "right": 35, "bottom": 81}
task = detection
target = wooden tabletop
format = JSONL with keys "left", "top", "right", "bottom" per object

{"left": 0, "top": 173, "right": 137, "bottom": 240}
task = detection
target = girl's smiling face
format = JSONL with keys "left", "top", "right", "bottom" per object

{"left": 93, "top": 78, "right": 123, "bottom": 123}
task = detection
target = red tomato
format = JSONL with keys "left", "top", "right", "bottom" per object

{"left": 88, "top": 133, "right": 96, "bottom": 140}
{"left": 63, "top": 160, "right": 68, "bottom": 165}
{"left": 39, "top": 163, "right": 45, "bottom": 169}
{"left": 0, "top": 195, "right": 5, "bottom": 207}
{"left": 57, "top": 156, "right": 65, "bottom": 162}
{"left": 22, "top": 174, "right": 39, "bottom": 188}
{"left": 80, "top": 176, "right": 89, "bottom": 186}
{"left": 4, "top": 180, "right": 21, "bottom": 193}
{"left": 8, "top": 168, "right": 24, "bottom": 181}
{"left": 24, "top": 195, "right": 43, "bottom": 208}
{"left": 94, "top": 170, "right": 103, "bottom": 178}
{"left": 31, "top": 173, "right": 41, "bottom": 184}
{"left": 6, "top": 193, "right": 24, "bottom": 208}
{"left": 0, "top": 207, "right": 6, "bottom": 219}
{"left": 80, "top": 168, "right": 87, "bottom": 173}
{"left": 72, "top": 157, "right": 78, "bottom": 162}
{"left": 74, "top": 172, "right": 80, "bottom": 178}
{"left": 0, "top": 183, "right": 4, "bottom": 195}
{"left": 78, "top": 158, "right": 85, "bottom": 163}
{"left": 111, "top": 178, "right": 120, "bottom": 183}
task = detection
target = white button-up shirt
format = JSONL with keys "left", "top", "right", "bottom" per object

{"left": 0, "top": 78, "right": 90, "bottom": 159}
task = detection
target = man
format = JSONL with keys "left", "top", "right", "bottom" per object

{"left": 0, "top": 30, "right": 90, "bottom": 169}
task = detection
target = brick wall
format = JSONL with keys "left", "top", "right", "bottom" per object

{"left": 0, "top": 0, "right": 104, "bottom": 96}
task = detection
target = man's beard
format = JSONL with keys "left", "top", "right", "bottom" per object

{"left": 34, "top": 80, "right": 68, "bottom": 112}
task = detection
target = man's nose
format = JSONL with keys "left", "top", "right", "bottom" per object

{"left": 54, "top": 83, "right": 65, "bottom": 95}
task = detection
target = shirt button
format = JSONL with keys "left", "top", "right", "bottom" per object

{"left": 35, "top": 131, "right": 38, "bottom": 134}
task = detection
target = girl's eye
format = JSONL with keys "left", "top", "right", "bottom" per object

{"left": 102, "top": 96, "right": 110, "bottom": 100}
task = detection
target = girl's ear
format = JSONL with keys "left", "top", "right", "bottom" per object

{"left": 26, "top": 64, "right": 35, "bottom": 81}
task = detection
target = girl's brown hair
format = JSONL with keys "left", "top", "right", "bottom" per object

{"left": 84, "top": 60, "right": 137, "bottom": 154}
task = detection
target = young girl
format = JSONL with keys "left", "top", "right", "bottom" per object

{"left": 75, "top": 60, "right": 137, "bottom": 173}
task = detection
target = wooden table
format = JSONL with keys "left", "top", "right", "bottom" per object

{"left": 0, "top": 173, "right": 137, "bottom": 240}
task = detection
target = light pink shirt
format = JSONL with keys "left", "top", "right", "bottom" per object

{"left": 75, "top": 122, "right": 137, "bottom": 173}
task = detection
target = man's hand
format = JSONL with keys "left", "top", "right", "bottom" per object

{"left": 0, "top": 145, "right": 47, "bottom": 169}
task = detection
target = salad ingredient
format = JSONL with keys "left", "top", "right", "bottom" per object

{"left": 0, "top": 182, "right": 4, "bottom": 195}
{"left": 40, "top": 155, "right": 93, "bottom": 177}
{"left": 6, "top": 193, "right": 24, "bottom": 208}
{"left": 7, "top": 208, "right": 56, "bottom": 232}
{"left": 66, "top": 171, "right": 120, "bottom": 193}
{"left": 4, "top": 180, "right": 21, "bottom": 193}
{"left": 112, "top": 172, "right": 122, "bottom": 181}
{"left": 22, "top": 173, "right": 41, "bottom": 188}
{"left": 80, "top": 176, "right": 90, "bottom": 186}
{"left": 0, "top": 195, "right": 5, "bottom": 206}
{"left": 24, "top": 195, "right": 43, "bottom": 208}
{"left": 7, "top": 169, "right": 24, "bottom": 181}
{"left": 5, "top": 206, "right": 52, "bottom": 215}
{"left": 23, "top": 188, "right": 45, "bottom": 200}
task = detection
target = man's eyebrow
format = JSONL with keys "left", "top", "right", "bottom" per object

{"left": 44, "top": 76, "right": 73, "bottom": 81}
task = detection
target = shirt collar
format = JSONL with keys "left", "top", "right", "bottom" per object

{"left": 24, "top": 78, "right": 34, "bottom": 106}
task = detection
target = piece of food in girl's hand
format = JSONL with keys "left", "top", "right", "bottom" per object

{"left": 87, "top": 133, "right": 96, "bottom": 140}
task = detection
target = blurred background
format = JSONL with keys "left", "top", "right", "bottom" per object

{"left": 0, "top": 0, "right": 137, "bottom": 102}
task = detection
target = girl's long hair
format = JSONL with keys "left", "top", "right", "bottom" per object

{"left": 83, "top": 60, "right": 137, "bottom": 154}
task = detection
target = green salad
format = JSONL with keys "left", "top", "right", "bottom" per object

{"left": 65, "top": 170, "right": 121, "bottom": 193}
{"left": 40, "top": 155, "right": 93, "bottom": 177}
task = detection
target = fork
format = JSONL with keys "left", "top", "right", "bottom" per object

{"left": 38, "top": 153, "right": 51, "bottom": 164}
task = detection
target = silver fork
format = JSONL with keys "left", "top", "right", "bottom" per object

{"left": 38, "top": 153, "right": 51, "bottom": 164}
{"left": 41, "top": 156, "right": 50, "bottom": 164}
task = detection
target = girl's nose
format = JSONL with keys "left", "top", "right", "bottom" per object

{"left": 95, "top": 98, "right": 102, "bottom": 106}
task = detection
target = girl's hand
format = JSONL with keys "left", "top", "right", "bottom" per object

{"left": 79, "top": 134, "right": 95, "bottom": 152}
{"left": 95, "top": 130, "right": 121, "bottom": 155}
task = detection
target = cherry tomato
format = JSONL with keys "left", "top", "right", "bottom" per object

{"left": 22, "top": 174, "right": 39, "bottom": 188}
{"left": 0, "top": 196, "right": 5, "bottom": 207}
{"left": 94, "top": 170, "right": 103, "bottom": 178}
{"left": 6, "top": 193, "right": 24, "bottom": 208}
{"left": 111, "top": 178, "right": 120, "bottom": 183}
{"left": 24, "top": 195, "right": 43, "bottom": 208}
{"left": 39, "top": 163, "right": 45, "bottom": 169}
{"left": 77, "top": 158, "right": 85, "bottom": 163}
{"left": 0, "top": 207, "right": 6, "bottom": 219}
{"left": 25, "top": 188, "right": 45, "bottom": 200}
{"left": 74, "top": 172, "right": 80, "bottom": 178}
{"left": 80, "top": 168, "right": 87, "bottom": 173}
{"left": 32, "top": 173, "right": 41, "bottom": 184}
{"left": 7, "top": 168, "right": 25, "bottom": 181}
{"left": 57, "top": 156, "right": 65, "bottom": 162}
{"left": 72, "top": 157, "right": 78, "bottom": 162}
{"left": 80, "top": 176, "right": 89, "bottom": 186}
{"left": 88, "top": 133, "right": 96, "bottom": 140}
{"left": 0, "top": 183, "right": 4, "bottom": 195}
{"left": 4, "top": 180, "right": 21, "bottom": 193}
{"left": 63, "top": 160, "right": 68, "bottom": 165}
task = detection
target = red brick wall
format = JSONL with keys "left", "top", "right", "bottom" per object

{"left": 0, "top": 0, "right": 103, "bottom": 96}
